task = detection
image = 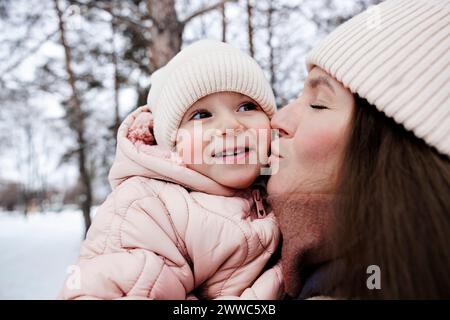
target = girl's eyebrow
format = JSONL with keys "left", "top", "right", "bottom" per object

{"left": 306, "top": 76, "right": 335, "bottom": 94}
{"left": 236, "top": 97, "right": 258, "bottom": 106}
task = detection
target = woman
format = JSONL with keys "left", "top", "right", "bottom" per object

{"left": 267, "top": 0, "right": 450, "bottom": 299}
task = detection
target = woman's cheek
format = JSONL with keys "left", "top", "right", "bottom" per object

{"left": 297, "top": 126, "right": 344, "bottom": 163}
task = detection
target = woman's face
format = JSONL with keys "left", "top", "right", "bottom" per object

{"left": 267, "top": 67, "right": 355, "bottom": 195}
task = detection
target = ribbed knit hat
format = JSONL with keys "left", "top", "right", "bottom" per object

{"left": 306, "top": 0, "right": 450, "bottom": 157}
{"left": 147, "top": 39, "right": 276, "bottom": 150}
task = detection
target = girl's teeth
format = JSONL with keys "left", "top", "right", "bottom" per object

{"left": 216, "top": 148, "right": 246, "bottom": 157}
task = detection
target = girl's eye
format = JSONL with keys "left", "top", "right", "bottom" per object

{"left": 190, "top": 110, "right": 212, "bottom": 120}
{"left": 238, "top": 102, "right": 258, "bottom": 112}
{"left": 309, "top": 104, "right": 328, "bottom": 110}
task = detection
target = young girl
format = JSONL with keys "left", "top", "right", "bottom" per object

{"left": 60, "top": 40, "right": 284, "bottom": 300}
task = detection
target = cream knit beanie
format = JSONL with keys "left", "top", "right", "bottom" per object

{"left": 306, "top": 0, "right": 450, "bottom": 157}
{"left": 147, "top": 39, "right": 276, "bottom": 150}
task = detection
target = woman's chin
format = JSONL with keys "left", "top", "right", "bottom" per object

{"left": 267, "top": 170, "right": 285, "bottom": 195}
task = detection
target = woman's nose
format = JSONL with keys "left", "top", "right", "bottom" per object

{"left": 271, "top": 102, "right": 297, "bottom": 138}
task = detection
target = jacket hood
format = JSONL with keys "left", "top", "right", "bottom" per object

{"left": 108, "top": 106, "right": 236, "bottom": 196}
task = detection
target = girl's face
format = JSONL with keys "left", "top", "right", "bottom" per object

{"left": 267, "top": 67, "right": 355, "bottom": 195}
{"left": 176, "top": 92, "right": 271, "bottom": 189}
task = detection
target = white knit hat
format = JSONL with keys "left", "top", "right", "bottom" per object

{"left": 306, "top": 0, "right": 450, "bottom": 157}
{"left": 147, "top": 39, "right": 276, "bottom": 150}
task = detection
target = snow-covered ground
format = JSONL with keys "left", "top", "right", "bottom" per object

{"left": 0, "top": 208, "right": 87, "bottom": 299}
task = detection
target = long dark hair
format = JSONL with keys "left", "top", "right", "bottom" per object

{"left": 332, "top": 96, "right": 450, "bottom": 299}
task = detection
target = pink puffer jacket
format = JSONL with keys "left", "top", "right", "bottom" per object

{"left": 59, "top": 106, "right": 283, "bottom": 300}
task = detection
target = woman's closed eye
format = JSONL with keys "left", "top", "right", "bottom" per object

{"left": 190, "top": 109, "right": 212, "bottom": 120}
{"left": 237, "top": 102, "right": 258, "bottom": 112}
{"left": 309, "top": 104, "right": 329, "bottom": 110}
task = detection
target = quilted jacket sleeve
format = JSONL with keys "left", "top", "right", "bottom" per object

{"left": 60, "top": 248, "right": 189, "bottom": 299}
{"left": 215, "top": 262, "right": 285, "bottom": 300}
{"left": 59, "top": 178, "right": 194, "bottom": 300}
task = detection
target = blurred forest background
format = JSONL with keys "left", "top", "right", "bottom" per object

{"left": 0, "top": 0, "right": 381, "bottom": 235}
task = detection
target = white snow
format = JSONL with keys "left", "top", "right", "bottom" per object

{"left": 0, "top": 208, "right": 88, "bottom": 300}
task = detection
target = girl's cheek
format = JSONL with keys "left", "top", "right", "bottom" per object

{"left": 177, "top": 131, "right": 200, "bottom": 164}
{"left": 252, "top": 118, "right": 272, "bottom": 147}
{"left": 257, "top": 127, "right": 271, "bottom": 153}
{"left": 177, "top": 142, "right": 191, "bottom": 164}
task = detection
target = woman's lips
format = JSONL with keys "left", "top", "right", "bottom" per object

{"left": 269, "top": 144, "right": 283, "bottom": 166}
{"left": 270, "top": 139, "right": 283, "bottom": 158}
{"left": 268, "top": 153, "right": 281, "bottom": 166}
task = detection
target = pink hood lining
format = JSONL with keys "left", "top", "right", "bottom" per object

{"left": 108, "top": 106, "right": 236, "bottom": 197}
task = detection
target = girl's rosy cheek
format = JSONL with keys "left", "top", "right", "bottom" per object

{"left": 177, "top": 130, "right": 197, "bottom": 164}
{"left": 257, "top": 128, "right": 272, "bottom": 152}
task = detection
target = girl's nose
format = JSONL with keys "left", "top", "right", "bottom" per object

{"left": 218, "top": 114, "right": 245, "bottom": 136}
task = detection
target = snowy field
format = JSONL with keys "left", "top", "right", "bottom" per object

{"left": 0, "top": 208, "right": 87, "bottom": 299}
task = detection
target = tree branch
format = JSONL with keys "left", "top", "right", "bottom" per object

{"left": 181, "top": 0, "right": 237, "bottom": 26}
{"left": 0, "top": 29, "right": 59, "bottom": 77}
{"left": 69, "top": 0, "right": 153, "bottom": 36}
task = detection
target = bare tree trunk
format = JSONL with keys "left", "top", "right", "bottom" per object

{"left": 111, "top": 17, "right": 121, "bottom": 140}
{"left": 147, "top": 0, "right": 183, "bottom": 70}
{"left": 246, "top": 0, "right": 254, "bottom": 57}
{"left": 266, "top": 1, "right": 277, "bottom": 100}
{"left": 136, "top": 84, "right": 149, "bottom": 108}
{"left": 25, "top": 122, "right": 33, "bottom": 215}
{"left": 53, "top": 0, "right": 92, "bottom": 237}
{"left": 13, "top": 135, "right": 29, "bottom": 216}
{"left": 221, "top": 3, "right": 227, "bottom": 42}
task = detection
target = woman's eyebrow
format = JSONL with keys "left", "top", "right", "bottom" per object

{"left": 306, "top": 76, "right": 335, "bottom": 94}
